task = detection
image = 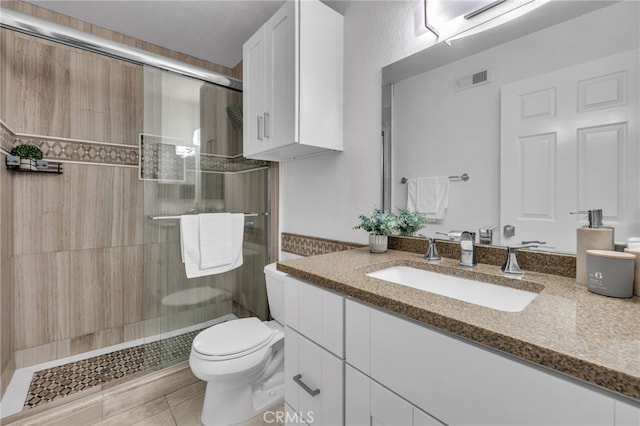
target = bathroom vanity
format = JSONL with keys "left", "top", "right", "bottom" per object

{"left": 279, "top": 248, "right": 640, "bottom": 425}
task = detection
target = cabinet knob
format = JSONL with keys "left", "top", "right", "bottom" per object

{"left": 293, "top": 373, "right": 320, "bottom": 397}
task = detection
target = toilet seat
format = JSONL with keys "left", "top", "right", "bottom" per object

{"left": 190, "top": 320, "right": 284, "bottom": 380}
{"left": 192, "top": 317, "right": 276, "bottom": 361}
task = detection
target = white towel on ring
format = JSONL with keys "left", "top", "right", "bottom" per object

{"left": 407, "top": 176, "right": 449, "bottom": 220}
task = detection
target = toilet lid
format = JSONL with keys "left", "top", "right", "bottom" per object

{"left": 192, "top": 317, "right": 274, "bottom": 357}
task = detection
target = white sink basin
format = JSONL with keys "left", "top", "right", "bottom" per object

{"left": 366, "top": 266, "right": 537, "bottom": 312}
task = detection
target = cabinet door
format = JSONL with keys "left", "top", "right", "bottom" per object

{"left": 285, "top": 327, "right": 344, "bottom": 426}
{"left": 615, "top": 400, "right": 640, "bottom": 426}
{"left": 413, "top": 408, "right": 445, "bottom": 426}
{"left": 285, "top": 276, "right": 344, "bottom": 358}
{"left": 371, "top": 381, "right": 413, "bottom": 426}
{"left": 242, "top": 25, "right": 266, "bottom": 157}
{"left": 346, "top": 298, "right": 371, "bottom": 374}
{"left": 285, "top": 403, "right": 303, "bottom": 426}
{"left": 265, "top": 0, "right": 295, "bottom": 150}
{"left": 346, "top": 364, "right": 445, "bottom": 426}
{"left": 345, "top": 365, "right": 370, "bottom": 426}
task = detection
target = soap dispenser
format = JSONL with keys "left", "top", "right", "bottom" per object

{"left": 571, "top": 209, "right": 614, "bottom": 285}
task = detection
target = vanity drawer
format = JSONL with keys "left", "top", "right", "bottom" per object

{"left": 284, "top": 276, "right": 344, "bottom": 358}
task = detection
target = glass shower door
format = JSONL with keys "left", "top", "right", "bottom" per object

{"left": 138, "top": 66, "right": 270, "bottom": 372}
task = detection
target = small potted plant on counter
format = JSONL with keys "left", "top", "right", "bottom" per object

{"left": 396, "top": 208, "right": 428, "bottom": 237}
{"left": 11, "top": 144, "right": 43, "bottom": 171}
{"left": 354, "top": 207, "right": 399, "bottom": 253}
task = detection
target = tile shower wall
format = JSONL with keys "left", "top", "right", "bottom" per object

{"left": 0, "top": 3, "right": 241, "bottom": 372}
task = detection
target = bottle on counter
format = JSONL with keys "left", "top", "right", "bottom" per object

{"left": 570, "top": 209, "right": 614, "bottom": 285}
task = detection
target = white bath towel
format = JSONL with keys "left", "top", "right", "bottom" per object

{"left": 407, "top": 176, "right": 450, "bottom": 220}
{"left": 198, "top": 213, "right": 232, "bottom": 269}
{"left": 180, "top": 213, "right": 244, "bottom": 278}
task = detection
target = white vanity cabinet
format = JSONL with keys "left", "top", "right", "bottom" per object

{"left": 345, "top": 298, "right": 639, "bottom": 426}
{"left": 242, "top": 0, "right": 343, "bottom": 161}
{"left": 284, "top": 276, "right": 344, "bottom": 425}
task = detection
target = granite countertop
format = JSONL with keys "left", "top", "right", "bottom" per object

{"left": 277, "top": 248, "right": 640, "bottom": 402}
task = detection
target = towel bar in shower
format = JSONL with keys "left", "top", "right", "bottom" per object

{"left": 147, "top": 212, "right": 269, "bottom": 220}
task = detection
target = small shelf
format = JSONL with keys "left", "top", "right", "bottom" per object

{"left": 5, "top": 157, "right": 63, "bottom": 174}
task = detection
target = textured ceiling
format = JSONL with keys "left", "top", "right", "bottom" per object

{"left": 26, "top": 0, "right": 287, "bottom": 68}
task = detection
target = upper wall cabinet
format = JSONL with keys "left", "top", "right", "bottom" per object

{"left": 242, "top": 0, "right": 343, "bottom": 161}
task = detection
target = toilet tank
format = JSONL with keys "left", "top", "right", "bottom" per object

{"left": 264, "top": 262, "right": 287, "bottom": 324}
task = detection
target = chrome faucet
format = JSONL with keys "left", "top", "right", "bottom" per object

{"left": 424, "top": 238, "right": 441, "bottom": 261}
{"left": 459, "top": 232, "right": 477, "bottom": 267}
{"left": 501, "top": 244, "right": 539, "bottom": 275}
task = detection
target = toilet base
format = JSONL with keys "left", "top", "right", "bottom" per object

{"left": 200, "top": 371, "right": 284, "bottom": 426}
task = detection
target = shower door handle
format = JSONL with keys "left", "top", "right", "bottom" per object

{"left": 257, "top": 115, "right": 264, "bottom": 141}
{"left": 293, "top": 374, "right": 320, "bottom": 397}
{"left": 264, "top": 112, "right": 271, "bottom": 138}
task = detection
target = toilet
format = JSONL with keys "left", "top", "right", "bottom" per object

{"left": 189, "top": 263, "right": 287, "bottom": 426}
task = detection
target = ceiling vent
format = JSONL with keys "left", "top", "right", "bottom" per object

{"left": 455, "top": 69, "right": 491, "bottom": 92}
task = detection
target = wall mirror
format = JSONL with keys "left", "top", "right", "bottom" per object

{"left": 383, "top": 0, "right": 640, "bottom": 254}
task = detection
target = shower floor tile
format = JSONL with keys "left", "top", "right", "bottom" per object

{"left": 24, "top": 329, "right": 203, "bottom": 409}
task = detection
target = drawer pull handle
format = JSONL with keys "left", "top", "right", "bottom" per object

{"left": 293, "top": 374, "right": 320, "bottom": 397}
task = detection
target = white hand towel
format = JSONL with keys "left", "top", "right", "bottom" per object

{"left": 182, "top": 213, "right": 245, "bottom": 279}
{"left": 180, "top": 214, "right": 200, "bottom": 268}
{"left": 407, "top": 178, "right": 419, "bottom": 212}
{"left": 406, "top": 176, "right": 450, "bottom": 220}
{"left": 199, "top": 213, "right": 232, "bottom": 269}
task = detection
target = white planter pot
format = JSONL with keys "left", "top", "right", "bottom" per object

{"left": 369, "top": 234, "right": 388, "bottom": 253}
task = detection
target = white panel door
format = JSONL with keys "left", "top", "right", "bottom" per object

{"left": 500, "top": 49, "right": 639, "bottom": 252}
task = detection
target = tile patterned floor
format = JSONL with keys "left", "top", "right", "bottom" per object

{"left": 24, "top": 329, "right": 203, "bottom": 409}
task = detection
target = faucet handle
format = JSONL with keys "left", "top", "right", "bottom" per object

{"left": 508, "top": 243, "right": 540, "bottom": 252}
{"left": 424, "top": 238, "right": 441, "bottom": 261}
{"left": 501, "top": 244, "right": 538, "bottom": 274}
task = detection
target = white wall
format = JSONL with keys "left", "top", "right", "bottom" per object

{"left": 391, "top": 1, "right": 639, "bottom": 240}
{"left": 280, "top": 1, "right": 437, "bottom": 246}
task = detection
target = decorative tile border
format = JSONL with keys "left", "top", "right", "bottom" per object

{"left": 14, "top": 135, "right": 139, "bottom": 166}
{"left": 0, "top": 121, "right": 15, "bottom": 153}
{"left": 281, "top": 232, "right": 365, "bottom": 257}
{"left": 1, "top": 120, "right": 139, "bottom": 166}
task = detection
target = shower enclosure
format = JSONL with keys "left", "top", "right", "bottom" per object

{"left": 139, "top": 67, "right": 271, "bottom": 368}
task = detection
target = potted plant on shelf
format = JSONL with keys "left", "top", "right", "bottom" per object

{"left": 354, "top": 207, "right": 399, "bottom": 253}
{"left": 396, "top": 208, "right": 428, "bottom": 237}
{"left": 11, "top": 144, "right": 43, "bottom": 171}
